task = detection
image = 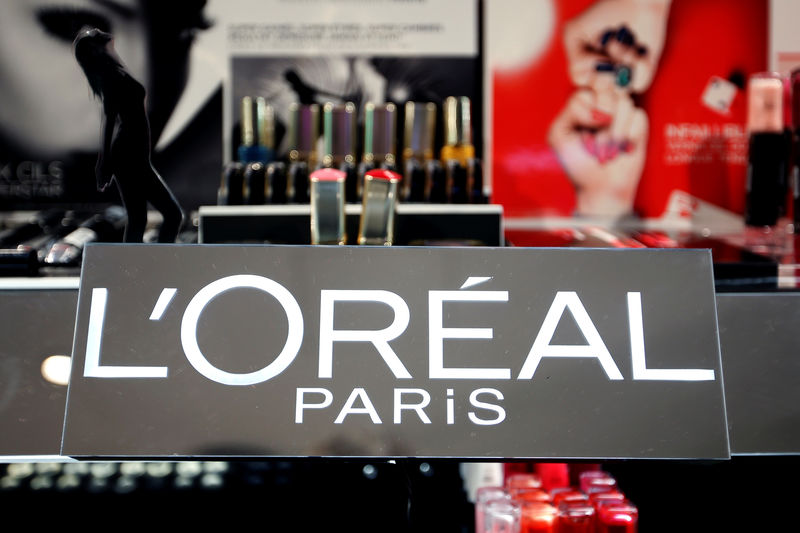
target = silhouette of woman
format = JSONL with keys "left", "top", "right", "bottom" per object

{"left": 74, "top": 27, "right": 184, "bottom": 243}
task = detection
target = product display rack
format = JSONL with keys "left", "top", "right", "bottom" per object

{"left": 1, "top": 209, "right": 799, "bottom": 532}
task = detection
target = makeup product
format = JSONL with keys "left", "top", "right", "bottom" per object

{"left": 0, "top": 247, "right": 39, "bottom": 277}
{"left": 0, "top": 208, "right": 64, "bottom": 248}
{"left": 44, "top": 207, "right": 126, "bottom": 265}
{"left": 403, "top": 101, "right": 438, "bottom": 201}
{"left": 475, "top": 487, "right": 510, "bottom": 533}
{"left": 287, "top": 103, "right": 320, "bottom": 202}
{"left": 256, "top": 96, "right": 275, "bottom": 164}
{"left": 310, "top": 167, "right": 347, "bottom": 245}
{"left": 745, "top": 72, "right": 789, "bottom": 227}
{"left": 237, "top": 96, "right": 262, "bottom": 164}
{"left": 243, "top": 162, "right": 267, "bottom": 205}
{"left": 323, "top": 102, "right": 358, "bottom": 202}
{"left": 578, "top": 471, "right": 616, "bottom": 494}
{"left": 481, "top": 498, "right": 521, "bottom": 533}
{"left": 555, "top": 502, "right": 595, "bottom": 533}
{"left": 506, "top": 473, "right": 543, "bottom": 491}
{"left": 791, "top": 68, "right": 800, "bottom": 227}
{"left": 519, "top": 501, "right": 557, "bottom": 533}
{"left": 269, "top": 162, "right": 288, "bottom": 204}
{"left": 510, "top": 488, "right": 550, "bottom": 503}
{"left": 596, "top": 500, "right": 638, "bottom": 533}
{"left": 441, "top": 96, "right": 475, "bottom": 166}
{"left": 360, "top": 102, "right": 398, "bottom": 194}
{"left": 358, "top": 168, "right": 401, "bottom": 245}
{"left": 217, "top": 162, "right": 245, "bottom": 205}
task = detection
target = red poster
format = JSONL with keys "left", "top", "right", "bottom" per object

{"left": 489, "top": 0, "right": 768, "bottom": 220}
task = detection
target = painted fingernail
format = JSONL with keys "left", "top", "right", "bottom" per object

{"left": 600, "top": 29, "right": 615, "bottom": 46}
{"left": 616, "top": 25, "right": 634, "bottom": 46}
{"left": 620, "top": 140, "right": 634, "bottom": 153}
{"left": 636, "top": 45, "right": 648, "bottom": 57}
{"left": 615, "top": 65, "right": 632, "bottom": 87}
{"left": 606, "top": 142, "right": 620, "bottom": 160}
{"left": 591, "top": 109, "right": 613, "bottom": 124}
{"left": 595, "top": 62, "right": 615, "bottom": 72}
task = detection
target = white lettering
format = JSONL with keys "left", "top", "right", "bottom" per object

{"left": 319, "top": 290, "right": 411, "bottom": 379}
{"left": 296, "top": 387, "right": 333, "bottom": 423}
{"left": 393, "top": 388, "right": 432, "bottom": 424}
{"left": 334, "top": 387, "right": 382, "bottom": 424}
{"left": 628, "top": 292, "right": 715, "bottom": 381}
{"left": 181, "top": 275, "right": 304, "bottom": 386}
{"left": 429, "top": 289, "right": 510, "bottom": 379}
{"left": 468, "top": 388, "right": 506, "bottom": 425}
{"left": 518, "top": 291, "right": 623, "bottom": 380}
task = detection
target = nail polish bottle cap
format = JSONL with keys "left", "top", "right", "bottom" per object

{"left": 256, "top": 97, "right": 275, "bottom": 150}
{"left": 240, "top": 96, "right": 254, "bottom": 146}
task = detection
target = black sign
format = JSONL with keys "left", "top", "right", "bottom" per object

{"left": 0, "top": 283, "right": 77, "bottom": 458}
{"left": 62, "top": 244, "right": 728, "bottom": 459}
{"left": 717, "top": 293, "right": 800, "bottom": 455}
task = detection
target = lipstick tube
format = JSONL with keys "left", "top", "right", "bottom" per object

{"left": 360, "top": 102, "right": 398, "bottom": 195}
{"left": 268, "top": 162, "right": 288, "bottom": 204}
{"left": 287, "top": 103, "right": 320, "bottom": 202}
{"left": 403, "top": 101, "right": 438, "bottom": 202}
{"left": 237, "top": 96, "right": 262, "bottom": 164}
{"left": 510, "top": 487, "right": 550, "bottom": 503}
{"left": 310, "top": 168, "right": 347, "bottom": 245}
{"left": 441, "top": 96, "right": 475, "bottom": 166}
{"left": 256, "top": 96, "right": 275, "bottom": 164}
{"left": 745, "top": 72, "right": 790, "bottom": 227}
{"left": 323, "top": 102, "right": 358, "bottom": 203}
{"left": 243, "top": 162, "right": 268, "bottom": 205}
{"left": 217, "top": 162, "right": 245, "bottom": 205}
{"left": 358, "top": 168, "right": 401, "bottom": 245}
{"left": 44, "top": 207, "right": 126, "bottom": 266}
{"left": 578, "top": 471, "right": 615, "bottom": 494}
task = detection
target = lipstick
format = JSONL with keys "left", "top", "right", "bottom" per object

{"left": 360, "top": 102, "right": 398, "bottom": 196}
{"left": 519, "top": 501, "right": 557, "bottom": 533}
{"left": 358, "top": 168, "right": 401, "bottom": 245}
{"left": 323, "top": 102, "right": 358, "bottom": 202}
{"left": 217, "top": 162, "right": 245, "bottom": 205}
{"left": 43, "top": 207, "right": 126, "bottom": 266}
{"left": 481, "top": 498, "right": 521, "bottom": 533}
{"left": 287, "top": 103, "right": 320, "bottom": 203}
{"left": 745, "top": 72, "right": 790, "bottom": 228}
{"left": 310, "top": 167, "right": 347, "bottom": 245}
{"left": 403, "top": 101, "right": 441, "bottom": 202}
{"left": 475, "top": 487, "right": 510, "bottom": 533}
{"left": 237, "top": 96, "right": 261, "bottom": 164}
{"left": 256, "top": 96, "right": 275, "bottom": 164}
{"left": 441, "top": 96, "right": 475, "bottom": 165}
{"left": 243, "top": 162, "right": 267, "bottom": 205}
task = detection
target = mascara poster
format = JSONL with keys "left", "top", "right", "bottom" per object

{"left": 62, "top": 244, "right": 728, "bottom": 459}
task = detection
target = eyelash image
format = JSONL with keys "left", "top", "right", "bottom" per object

{"left": 36, "top": 7, "right": 112, "bottom": 43}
